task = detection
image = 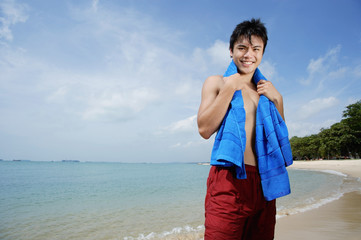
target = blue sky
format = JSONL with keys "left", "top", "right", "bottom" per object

{"left": 1, "top": 0, "right": 360, "bottom": 162}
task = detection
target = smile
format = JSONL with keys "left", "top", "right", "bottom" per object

{"left": 241, "top": 61, "right": 254, "bottom": 65}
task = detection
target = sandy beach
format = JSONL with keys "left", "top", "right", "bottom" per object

{"left": 275, "top": 160, "right": 361, "bottom": 240}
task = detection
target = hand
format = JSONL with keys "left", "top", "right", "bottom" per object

{"left": 223, "top": 73, "right": 244, "bottom": 91}
{"left": 256, "top": 80, "right": 282, "bottom": 103}
{"left": 257, "top": 79, "right": 285, "bottom": 119}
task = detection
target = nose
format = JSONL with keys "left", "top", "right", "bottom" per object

{"left": 244, "top": 49, "right": 252, "bottom": 57}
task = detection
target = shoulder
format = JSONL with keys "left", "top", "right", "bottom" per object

{"left": 202, "top": 75, "right": 224, "bottom": 92}
{"left": 205, "top": 75, "right": 223, "bottom": 83}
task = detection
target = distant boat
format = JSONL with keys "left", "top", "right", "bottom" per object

{"left": 61, "top": 160, "right": 80, "bottom": 163}
{"left": 197, "top": 162, "right": 210, "bottom": 166}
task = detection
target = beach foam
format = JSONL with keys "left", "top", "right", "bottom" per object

{"left": 277, "top": 167, "right": 361, "bottom": 219}
{"left": 124, "top": 225, "right": 204, "bottom": 240}
{"left": 276, "top": 192, "right": 344, "bottom": 218}
{"left": 316, "top": 169, "right": 347, "bottom": 177}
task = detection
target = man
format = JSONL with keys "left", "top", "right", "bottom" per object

{"left": 197, "top": 19, "right": 287, "bottom": 239}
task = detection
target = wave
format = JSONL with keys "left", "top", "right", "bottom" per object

{"left": 277, "top": 169, "right": 361, "bottom": 218}
{"left": 318, "top": 169, "right": 348, "bottom": 177}
{"left": 276, "top": 192, "right": 344, "bottom": 219}
{"left": 124, "top": 225, "right": 204, "bottom": 240}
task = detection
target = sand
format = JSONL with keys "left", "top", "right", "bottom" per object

{"left": 275, "top": 159, "right": 361, "bottom": 240}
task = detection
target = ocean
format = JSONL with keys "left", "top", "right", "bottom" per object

{"left": 0, "top": 161, "right": 359, "bottom": 240}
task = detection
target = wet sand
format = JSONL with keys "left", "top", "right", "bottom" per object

{"left": 275, "top": 160, "right": 361, "bottom": 240}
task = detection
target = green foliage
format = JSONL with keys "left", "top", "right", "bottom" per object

{"left": 291, "top": 100, "right": 361, "bottom": 160}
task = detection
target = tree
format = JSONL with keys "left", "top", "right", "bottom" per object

{"left": 342, "top": 100, "right": 361, "bottom": 156}
{"left": 291, "top": 100, "right": 361, "bottom": 160}
{"left": 342, "top": 100, "right": 361, "bottom": 130}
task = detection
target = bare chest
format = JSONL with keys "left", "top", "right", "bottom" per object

{"left": 242, "top": 88, "right": 259, "bottom": 117}
{"left": 241, "top": 87, "right": 259, "bottom": 165}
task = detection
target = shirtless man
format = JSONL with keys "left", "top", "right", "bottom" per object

{"left": 197, "top": 19, "right": 284, "bottom": 239}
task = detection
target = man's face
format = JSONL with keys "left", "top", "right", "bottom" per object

{"left": 230, "top": 35, "right": 264, "bottom": 75}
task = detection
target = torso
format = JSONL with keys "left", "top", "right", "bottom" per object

{"left": 241, "top": 85, "right": 260, "bottom": 166}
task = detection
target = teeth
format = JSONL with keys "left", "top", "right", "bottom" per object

{"left": 243, "top": 61, "right": 253, "bottom": 65}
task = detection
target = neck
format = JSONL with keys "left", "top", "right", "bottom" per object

{"left": 237, "top": 70, "right": 255, "bottom": 84}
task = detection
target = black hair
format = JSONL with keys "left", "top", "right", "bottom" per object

{"left": 229, "top": 18, "right": 268, "bottom": 53}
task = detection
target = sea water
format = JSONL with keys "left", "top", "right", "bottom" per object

{"left": 0, "top": 161, "right": 359, "bottom": 240}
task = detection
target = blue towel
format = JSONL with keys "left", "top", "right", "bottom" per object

{"left": 210, "top": 60, "right": 293, "bottom": 201}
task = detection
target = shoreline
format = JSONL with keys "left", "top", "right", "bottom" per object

{"left": 288, "top": 159, "right": 361, "bottom": 179}
{"left": 275, "top": 159, "right": 361, "bottom": 240}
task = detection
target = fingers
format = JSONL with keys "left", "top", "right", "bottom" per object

{"left": 257, "top": 80, "right": 272, "bottom": 89}
{"left": 257, "top": 87, "right": 264, "bottom": 95}
{"left": 257, "top": 79, "right": 267, "bottom": 85}
{"left": 257, "top": 80, "right": 273, "bottom": 96}
{"left": 257, "top": 80, "right": 267, "bottom": 91}
{"left": 257, "top": 79, "right": 272, "bottom": 87}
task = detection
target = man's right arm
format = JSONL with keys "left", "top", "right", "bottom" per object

{"left": 197, "top": 75, "right": 237, "bottom": 139}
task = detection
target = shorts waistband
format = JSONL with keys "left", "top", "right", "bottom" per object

{"left": 213, "top": 164, "right": 258, "bottom": 175}
{"left": 245, "top": 164, "right": 258, "bottom": 173}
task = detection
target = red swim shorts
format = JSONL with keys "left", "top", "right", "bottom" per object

{"left": 204, "top": 165, "right": 276, "bottom": 240}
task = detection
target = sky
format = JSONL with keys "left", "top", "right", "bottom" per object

{"left": 0, "top": 0, "right": 360, "bottom": 163}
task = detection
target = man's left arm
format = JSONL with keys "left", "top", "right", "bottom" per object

{"left": 256, "top": 80, "right": 285, "bottom": 120}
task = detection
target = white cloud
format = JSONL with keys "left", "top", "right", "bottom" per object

{"left": 353, "top": 64, "right": 361, "bottom": 78}
{"left": 307, "top": 56, "right": 324, "bottom": 76}
{"left": 157, "top": 114, "right": 212, "bottom": 150}
{"left": 163, "top": 115, "right": 197, "bottom": 133}
{"left": 92, "top": 0, "right": 99, "bottom": 12}
{"left": 300, "top": 45, "right": 342, "bottom": 86}
{"left": 191, "top": 40, "right": 230, "bottom": 76}
{"left": 174, "top": 81, "right": 193, "bottom": 96}
{"left": 170, "top": 142, "right": 182, "bottom": 148}
{"left": 0, "top": 0, "right": 28, "bottom": 41}
{"left": 206, "top": 40, "right": 230, "bottom": 67}
{"left": 259, "top": 60, "right": 278, "bottom": 80}
{"left": 288, "top": 119, "right": 337, "bottom": 137}
{"left": 298, "top": 97, "right": 339, "bottom": 119}
{"left": 170, "top": 139, "right": 208, "bottom": 148}
{"left": 328, "top": 67, "right": 348, "bottom": 79}
{"left": 46, "top": 86, "right": 69, "bottom": 103}
{"left": 82, "top": 87, "right": 159, "bottom": 121}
